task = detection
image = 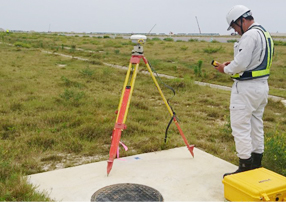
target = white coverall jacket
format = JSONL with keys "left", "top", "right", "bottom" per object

{"left": 224, "top": 22, "right": 270, "bottom": 159}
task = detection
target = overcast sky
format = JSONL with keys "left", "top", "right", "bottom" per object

{"left": 1, "top": 0, "right": 285, "bottom": 35}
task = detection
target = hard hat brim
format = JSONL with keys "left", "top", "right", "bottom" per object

{"left": 227, "top": 20, "right": 234, "bottom": 31}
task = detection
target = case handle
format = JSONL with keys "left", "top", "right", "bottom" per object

{"left": 262, "top": 193, "right": 270, "bottom": 201}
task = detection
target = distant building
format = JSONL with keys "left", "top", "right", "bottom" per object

{"left": 186, "top": 33, "right": 220, "bottom": 36}
{"left": 177, "top": 33, "right": 187, "bottom": 36}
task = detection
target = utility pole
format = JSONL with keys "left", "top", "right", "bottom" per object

{"left": 195, "top": 16, "right": 201, "bottom": 34}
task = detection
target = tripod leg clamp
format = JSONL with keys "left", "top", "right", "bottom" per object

{"left": 114, "top": 123, "right": 127, "bottom": 130}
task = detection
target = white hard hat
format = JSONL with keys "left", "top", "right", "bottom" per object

{"left": 226, "top": 5, "right": 252, "bottom": 30}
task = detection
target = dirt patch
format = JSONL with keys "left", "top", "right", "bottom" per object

{"left": 40, "top": 153, "right": 105, "bottom": 171}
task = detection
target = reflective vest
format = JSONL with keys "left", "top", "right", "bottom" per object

{"left": 232, "top": 25, "right": 274, "bottom": 80}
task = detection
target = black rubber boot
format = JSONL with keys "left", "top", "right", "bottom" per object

{"left": 251, "top": 152, "right": 263, "bottom": 169}
{"left": 223, "top": 157, "right": 252, "bottom": 178}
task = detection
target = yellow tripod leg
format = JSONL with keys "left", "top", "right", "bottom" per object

{"left": 123, "top": 63, "right": 139, "bottom": 123}
{"left": 143, "top": 56, "right": 194, "bottom": 157}
{"left": 107, "top": 61, "right": 139, "bottom": 175}
{"left": 143, "top": 57, "right": 173, "bottom": 116}
{"left": 116, "top": 62, "right": 132, "bottom": 122}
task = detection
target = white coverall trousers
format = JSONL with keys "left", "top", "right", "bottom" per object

{"left": 230, "top": 79, "right": 269, "bottom": 159}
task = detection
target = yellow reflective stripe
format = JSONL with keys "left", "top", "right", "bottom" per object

{"left": 264, "top": 31, "right": 271, "bottom": 38}
{"left": 232, "top": 73, "right": 240, "bottom": 78}
{"left": 264, "top": 32, "right": 271, "bottom": 70}
{"left": 258, "top": 29, "right": 274, "bottom": 71}
{"left": 252, "top": 69, "right": 270, "bottom": 77}
{"left": 268, "top": 36, "right": 274, "bottom": 69}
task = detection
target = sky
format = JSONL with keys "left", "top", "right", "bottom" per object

{"left": 1, "top": 0, "right": 285, "bottom": 35}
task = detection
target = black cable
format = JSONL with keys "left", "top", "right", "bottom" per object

{"left": 165, "top": 113, "right": 175, "bottom": 143}
{"left": 148, "top": 61, "right": 178, "bottom": 143}
{"left": 148, "top": 61, "right": 176, "bottom": 110}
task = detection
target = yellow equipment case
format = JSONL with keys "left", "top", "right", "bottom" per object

{"left": 222, "top": 168, "right": 286, "bottom": 201}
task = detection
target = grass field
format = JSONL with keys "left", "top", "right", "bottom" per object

{"left": 0, "top": 32, "right": 285, "bottom": 201}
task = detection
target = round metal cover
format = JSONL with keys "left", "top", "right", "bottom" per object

{"left": 91, "top": 183, "right": 163, "bottom": 201}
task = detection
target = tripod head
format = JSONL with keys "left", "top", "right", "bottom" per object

{"left": 130, "top": 35, "right": 147, "bottom": 55}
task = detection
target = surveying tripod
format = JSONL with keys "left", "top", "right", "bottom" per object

{"left": 107, "top": 35, "right": 194, "bottom": 175}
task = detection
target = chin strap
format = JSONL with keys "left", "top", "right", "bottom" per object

{"left": 240, "top": 18, "right": 245, "bottom": 35}
{"left": 233, "top": 17, "right": 245, "bottom": 35}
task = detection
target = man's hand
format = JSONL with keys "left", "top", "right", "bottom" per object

{"left": 215, "top": 63, "right": 224, "bottom": 73}
{"left": 215, "top": 61, "right": 231, "bottom": 73}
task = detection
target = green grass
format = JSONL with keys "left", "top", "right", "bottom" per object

{"left": 0, "top": 33, "right": 286, "bottom": 200}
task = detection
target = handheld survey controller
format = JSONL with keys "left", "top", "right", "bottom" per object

{"left": 211, "top": 60, "right": 219, "bottom": 67}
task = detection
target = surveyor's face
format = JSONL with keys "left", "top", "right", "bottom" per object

{"left": 231, "top": 19, "right": 244, "bottom": 35}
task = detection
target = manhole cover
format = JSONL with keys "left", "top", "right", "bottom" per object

{"left": 91, "top": 183, "right": 164, "bottom": 201}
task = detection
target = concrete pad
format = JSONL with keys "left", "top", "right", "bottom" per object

{"left": 28, "top": 147, "right": 237, "bottom": 201}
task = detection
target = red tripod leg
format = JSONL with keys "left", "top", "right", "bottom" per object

{"left": 107, "top": 87, "right": 130, "bottom": 175}
{"left": 173, "top": 117, "right": 194, "bottom": 157}
{"left": 107, "top": 125, "right": 125, "bottom": 175}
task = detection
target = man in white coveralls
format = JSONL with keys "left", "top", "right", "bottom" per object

{"left": 214, "top": 5, "right": 274, "bottom": 177}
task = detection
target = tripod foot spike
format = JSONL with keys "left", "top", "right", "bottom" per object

{"left": 107, "top": 161, "right": 113, "bottom": 176}
{"left": 188, "top": 145, "right": 195, "bottom": 157}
